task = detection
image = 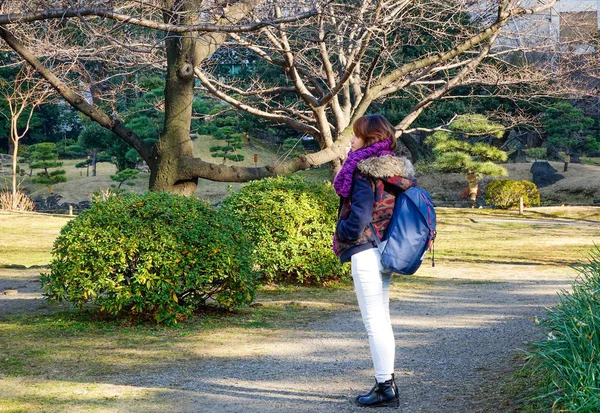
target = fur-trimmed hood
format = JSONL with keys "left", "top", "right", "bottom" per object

{"left": 357, "top": 155, "right": 415, "bottom": 180}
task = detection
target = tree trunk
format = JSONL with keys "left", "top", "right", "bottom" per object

{"left": 149, "top": 0, "right": 263, "bottom": 193}
{"left": 10, "top": 129, "right": 17, "bottom": 210}
{"left": 148, "top": 3, "right": 200, "bottom": 195}
{"left": 466, "top": 173, "right": 478, "bottom": 208}
{"left": 329, "top": 158, "right": 344, "bottom": 181}
{"left": 399, "top": 133, "right": 425, "bottom": 163}
{"left": 7, "top": 137, "right": 14, "bottom": 164}
{"left": 92, "top": 151, "right": 97, "bottom": 177}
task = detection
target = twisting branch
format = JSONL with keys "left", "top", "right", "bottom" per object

{"left": 177, "top": 138, "right": 351, "bottom": 182}
{"left": 350, "top": 0, "right": 557, "bottom": 123}
{"left": 227, "top": 32, "right": 326, "bottom": 95}
{"left": 194, "top": 67, "right": 321, "bottom": 138}
{"left": 0, "top": 6, "right": 319, "bottom": 33}
{"left": 274, "top": 7, "right": 320, "bottom": 108}
{"left": 380, "top": 1, "right": 556, "bottom": 90}
{"left": 395, "top": 31, "right": 502, "bottom": 134}
{"left": 0, "top": 25, "right": 153, "bottom": 164}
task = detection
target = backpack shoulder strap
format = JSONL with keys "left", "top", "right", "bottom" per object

{"left": 368, "top": 222, "right": 383, "bottom": 247}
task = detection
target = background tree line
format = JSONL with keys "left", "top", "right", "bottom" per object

{"left": 0, "top": 0, "right": 598, "bottom": 198}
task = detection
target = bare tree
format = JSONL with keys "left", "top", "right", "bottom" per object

{"left": 0, "top": 0, "right": 561, "bottom": 195}
{"left": 193, "top": 0, "right": 567, "bottom": 173}
{"left": 0, "top": 63, "right": 53, "bottom": 209}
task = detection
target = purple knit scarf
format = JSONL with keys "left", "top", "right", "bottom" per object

{"left": 333, "top": 139, "right": 394, "bottom": 198}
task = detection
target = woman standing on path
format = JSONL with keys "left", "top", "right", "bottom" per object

{"left": 333, "top": 114, "right": 415, "bottom": 408}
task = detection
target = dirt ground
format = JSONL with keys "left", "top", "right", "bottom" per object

{"left": 0, "top": 261, "right": 573, "bottom": 413}
{"left": 0, "top": 268, "right": 59, "bottom": 317}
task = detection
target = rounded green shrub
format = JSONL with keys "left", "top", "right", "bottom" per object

{"left": 41, "top": 192, "right": 256, "bottom": 324}
{"left": 524, "top": 147, "right": 547, "bottom": 160}
{"left": 221, "top": 175, "right": 348, "bottom": 284}
{"left": 485, "top": 179, "right": 540, "bottom": 209}
{"left": 521, "top": 180, "right": 541, "bottom": 207}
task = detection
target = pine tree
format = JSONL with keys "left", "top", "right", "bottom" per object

{"left": 28, "top": 142, "right": 66, "bottom": 191}
{"left": 543, "top": 102, "right": 598, "bottom": 170}
{"left": 110, "top": 168, "right": 140, "bottom": 190}
{"left": 209, "top": 127, "right": 245, "bottom": 164}
{"left": 426, "top": 114, "right": 508, "bottom": 207}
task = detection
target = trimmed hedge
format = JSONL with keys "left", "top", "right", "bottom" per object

{"left": 221, "top": 175, "right": 349, "bottom": 284}
{"left": 41, "top": 192, "right": 256, "bottom": 324}
{"left": 484, "top": 179, "right": 540, "bottom": 209}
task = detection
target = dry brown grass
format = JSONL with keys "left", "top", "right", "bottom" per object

{"left": 193, "top": 135, "right": 281, "bottom": 167}
{"left": 534, "top": 162, "right": 600, "bottom": 204}
{"left": 525, "top": 205, "right": 600, "bottom": 221}
{"left": 10, "top": 160, "right": 127, "bottom": 204}
{"left": 0, "top": 191, "right": 35, "bottom": 211}
{"left": 504, "top": 161, "right": 600, "bottom": 205}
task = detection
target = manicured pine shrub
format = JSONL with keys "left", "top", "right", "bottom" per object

{"left": 529, "top": 246, "right": 600, "bottom": 412}
{"left": 41, "top": 191, "right": 256, "bottom": 324}
{"left": 221, "top": 175, "right": 349, "bottom": 284}
{"left": 484, "top": 179, "right": 540, "bottom": 209}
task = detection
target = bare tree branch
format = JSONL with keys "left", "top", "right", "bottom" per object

{"left": 0, "top": 25, "right": 153, "bottom": 163}
{"left": 0, "top": 6, "right": 318, "bottom": 33}
{"left": 194, "top": 67, "right": 321, "bottom": 138}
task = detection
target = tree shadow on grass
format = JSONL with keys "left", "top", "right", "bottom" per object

{"left": 440, "top": 257, "right": 584, "bottom": 266}
{"left": 525, "top": 210, "right": 600, "bottom": 224}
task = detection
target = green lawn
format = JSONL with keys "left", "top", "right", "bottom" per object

{"left": 0, "top": 211, "right": 72, "bottom": 267}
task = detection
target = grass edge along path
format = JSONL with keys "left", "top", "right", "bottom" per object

{"left": 523, "top": 247, "right": 600, "bottom": 412}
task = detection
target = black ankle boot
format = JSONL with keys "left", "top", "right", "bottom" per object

{"left": 356, "top": 374, "right": 397, "bottom": 399}
{"left": 356, "top": 379, "right": 377, "bottom": 400}
{"left": 356, "top": 375, "right": 399, "bottom": 408}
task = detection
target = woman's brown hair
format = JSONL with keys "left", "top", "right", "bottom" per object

{"left": 352, "top": 114, "right": 397, "bottom": 151}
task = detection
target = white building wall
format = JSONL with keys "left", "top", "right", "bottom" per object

{"left": 477, "top": 0, "right": 600, "bottom": 50}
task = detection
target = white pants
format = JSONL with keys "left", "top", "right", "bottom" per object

{"left": 351, "top": 248, "right": 395, "bottom": 383}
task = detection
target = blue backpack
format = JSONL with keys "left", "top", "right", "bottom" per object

{"left": 369, "top": 186, "right": 436, "bottom": 275}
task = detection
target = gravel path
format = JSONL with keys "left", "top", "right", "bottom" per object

{"left": 133, "top": 264, "right": 570, "bottom": 413}
{"left": 0, "top": 263, "right": 573, "bottom": 412}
